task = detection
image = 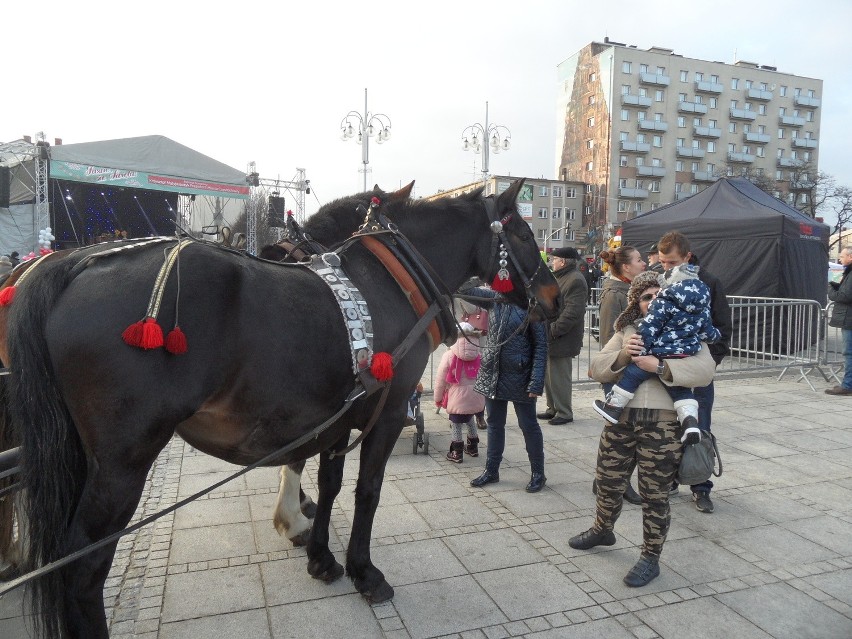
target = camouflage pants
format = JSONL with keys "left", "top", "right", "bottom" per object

{"left": 593, "top": 408, "right": 683, "bottom": 558}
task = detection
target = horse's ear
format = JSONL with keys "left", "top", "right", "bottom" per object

{"left": 388, "top": 180, "right": 415, "bottom": 202}
{"left": 498, "top": 179, "right": 526, "bottom": 208}
{"left": 466, "top": 186, "right": 485, "bottom": 200}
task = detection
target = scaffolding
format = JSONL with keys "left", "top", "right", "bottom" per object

{"left": 244, "top": 166, "right": 310, "bottom": 255}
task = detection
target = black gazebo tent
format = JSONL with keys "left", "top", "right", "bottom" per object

{"left": 622, "top": 177, "right": 830, "bottom": 304}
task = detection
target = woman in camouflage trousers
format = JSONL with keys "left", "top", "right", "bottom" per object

{"left": 569, "top": 271, "right": 716, "bottom": 587}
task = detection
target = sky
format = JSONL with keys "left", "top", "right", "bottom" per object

{"left": 4, "top": 0, "right": 852, "bottom": 226}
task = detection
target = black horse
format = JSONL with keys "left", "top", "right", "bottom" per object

{"left": 5, "top": 179, "right": 559, "bottom": 638}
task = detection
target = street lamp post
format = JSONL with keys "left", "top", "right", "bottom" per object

{"left": 543, "top": 224, "right": 572, "bottom": 254}
{"left": 340, "top": 88, "right": 392, "bottom": 193}
{"left": 461, "top": 101, "right": 511, "bottom": 183}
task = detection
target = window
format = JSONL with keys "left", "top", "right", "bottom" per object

{"left": 709, "top": 119, "right": 718, "bottom": 128}
{"left": 693, "top": 117, "right": 702, "bottom": 127}
{"left": 652, "top": 135, "right": 663, "bottom": 147}
{"left": 655, "top": 90, "right": 664, "bottom": 102}
{"left": 707, "top": 141, "right": 716, "bottom": 152}
{"left": 588, "top": 95, "right": 596, "bottom": 105}
{"left": 636, "top": 133, "right": 647, "bottom": 143}
{"left": 640, "top": 63, "right": 649, "bottom": 73}
{"left": 711, "top": 75, "right": 719, "bottom": 83}
{"left": 791, "top": 150, "right": 798, "bottom": 160}
{"left": 639, "top": 87, "right": 649, "bottom": 98}
{"left": 621, "top": 109, "right": 630, "bottom": 121}
{"left": 652, "top": 157, "right": 662, "bottom": 167}
{"left": 745, "top": 79, "right": 753, "bottom": 89}
{"left": 654, "top": 112, "right": 664, "bottom": 122}
{"left": 550, "top": 230, "right": 562, "bottom": 240}
{"left": 537, "top": 229, "right": 545, "bottom": 240}
{"left": 776, "top": 170, "right": 783, "bottom": 180}
{"left": 634, "top": 203, "right": 643, "bottom": 213}
{"left": 619, "top": 178, "right": 628, "bottom": 188}
{"left": 695, "top": 72, "right": 704, "bottom": 81}
{"left": 807, "top": 111, "right": 814, "bottom": 122}
{"left": 794, "top": 87, "right": 801, "bottom": 96}
{"left": 676, "top": 137, "right": 686, "bottom": 147}
{"left": 728, "top": 143, "right": 736, "bottom": 153}
{"left": 587, "top": 116, "right": 595, "bottom": 127}
{"left": 742, "top": 145, "right": 751, "bottom": 154}
{"left": 808, "top": 89, "right": 816, "bottom": 98}
{"left": 706, "top": 163, "right": 715, "bottom": 173}
{"left": 760, "top": 82, "right": 767, "bottom": 91}
{"left": 777, "top": 148, "right": 784, "bottom": 158}
{"left": 585, "top": 161, "right": 594, "bottom": 171}
{"left": 744, "top": 102, "right": 753, "bottom": 111}
{"left": 635, "top": 179, "right": 644, "bottom": 189}
{"left": 729, "top": 122, "right": 737, "bottom": 133}
{"left": 694, "top": 95, "right": 703, "bottom": 105}
{"left": 618, "top": 200, "right": 628, "bottom": 212}
{"left": 778, "top": 128, "right": 785, "bottom": 139}
{"left": 586, "top": 139, "right": 594, "bottom": 149}
{"left": 743, "top": 124, "right": 751, "bottom": 133}
{"left": 677, "top": 116, "right": 686, "bottom": 127}
{"left": 691, "top": 161, "right": 700, "bottom": 171}
{"left": 758, "top": 124, "right": 766, "bottom": 134}
{"left": 791, "top": 129, "right": 799, "bottom": 139}
{"left": 552, "top": 208, "right": 561, "bottom": 219}
{"left": 650, "top": 181, "right": 660, "bottom": 192}
{"left": 678, "top": 92, "right": 687, "bottom": 102}
{"left": 756, "top": 146, "right": 765, "bottom": 158}
{"left": 553, "top": 186, "right": 563, "bottom": 197}
{"left": 793, "top": 109, "right": 800, "bottom": 117}
{"left": 709, "top": 97, "right": 717, "bottom": 109}
{"left": 565, "top": 188, "right": 576, "bottom": 198}
{"left": 758, "top": 104, "right": 766, "bottom": 115}
{"left": 637, "top": 111, "right": 646, "bottom": 121}
{"left": 675, "top": 182, "right": 683, "bottom": 193}
{"left": 690, "top": 184, "right": 699, "bottom": 194}
{"left": 567, "top": 209, "right": 576, "bottom": 220}
{"left": 680, "top": 70, "right": 688, "bottom": 82}
{"left": 584, "top": 184, "right": 593, "bottom": 193}
{"left": 675, "top": 160, "right": 685, "bottom": 171}
{"left": 538, "top": 208, "right": 548, "bottom": 219}
{"left": 731, "top": 78, "right": 739, "bottom": 89}
{"left": 620, "top": 155, "right": 628, "bottom": 167}
{"left": 539, "top": 185, "right": 548, "bottom": 196}
{"left": 636, "top": 157, "right": 645, "bottom": 167}
{"left": 730, "top": 99, "right": 738, "bottom": 109}
{"left": 622, "top": 84, "right": 631, "bottom": 95}
{"left": 651, "top": 203, "right": 661, "bottom": 210}
{"left": 622, "top": 61, "right": 632, "bottom": 73}
{"left": 780, "top": 86, "right": 787, "bottom": 97}
{"left": 589, "top": 72, "right": 596, "bottom": 82}
{"left": 656, "top": 66, "right": 665, "bottom": 74}
{"left": 692, "top": 139, "right": 702, "bottom": 149}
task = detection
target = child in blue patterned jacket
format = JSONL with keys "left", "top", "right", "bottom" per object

{"left": 593, "top": 265, "right": 721, "bottom": 442}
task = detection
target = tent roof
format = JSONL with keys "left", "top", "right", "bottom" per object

{"left": 49, "top": 135, "right": 246, "bottom": 186}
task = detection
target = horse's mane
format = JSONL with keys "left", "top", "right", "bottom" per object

{"left": 302, "top": 190, "right": 382, "bottom": 248}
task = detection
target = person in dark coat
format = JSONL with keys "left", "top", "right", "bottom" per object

{"left": 826, "top": 246, "right": 852, "bottom": 395}
{"left": 465, "top": 288, "right": 549, "bottom": 493}
{"left": 538, "top": 247, "right": 587, "bottom": 425}
{"left": 657, "top": 231, "right": 731, "bottom": 514}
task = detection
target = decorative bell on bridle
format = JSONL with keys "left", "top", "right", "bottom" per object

{"left": 490, "top": 219, "right": 514, "bottom": 293}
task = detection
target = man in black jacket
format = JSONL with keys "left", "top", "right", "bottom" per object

{"left": 539, "top": 247, "right": 588, "bottom": 425}
{"left": 657, "top": 232, "right": 731, "bottom": 514}
{"left": 826, "top": 246, "right": 852, "bottom": 395}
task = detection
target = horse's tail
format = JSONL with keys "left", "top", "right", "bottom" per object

{"left": 7, "top": 256, "right": 86, "bottom": 639}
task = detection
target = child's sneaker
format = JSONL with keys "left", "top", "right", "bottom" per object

{"left": 593, "top": 387, "right": 634, "bottom": 424}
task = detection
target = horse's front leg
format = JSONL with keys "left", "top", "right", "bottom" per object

{"left": 305, "top": 436, "right": 347, "bottom": 583}
{"left": 345, "top": 418, "right": 402, "bottom": 604}
{"left": 272, "top": 461, "right": 313, "bottom": 546}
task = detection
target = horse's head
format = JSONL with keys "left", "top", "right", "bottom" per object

{"left": 476, "top": 179, "right": 560, "bottom": 321}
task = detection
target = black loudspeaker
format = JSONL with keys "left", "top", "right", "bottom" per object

{"left": 0, "top": 166, "right": 10, "bottom": 208}
{"left": 268, "top": 195, "right": 286, "bottom": 227}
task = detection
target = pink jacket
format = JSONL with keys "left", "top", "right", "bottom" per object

{"left": 434, "top": 337, "right": 485, "bottom": 416}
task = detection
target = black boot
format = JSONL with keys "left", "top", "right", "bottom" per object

{"left": 623, "top": 483, "right": 642, "bottom": 505}
{"left": 470, "top": 465, "right": 499, "bottom": 487}
{"left": 446, "top": 441, "right": 464, "bottom": 464}
{"left": 526, "top": 462, "right": 546, "bottom": 493}
{"left": 465, "top": 436, "right": 479, "bottom": 457}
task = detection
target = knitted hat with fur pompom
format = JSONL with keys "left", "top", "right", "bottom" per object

{"left": 614, "top": 271, "right": 666, "bottom": 332}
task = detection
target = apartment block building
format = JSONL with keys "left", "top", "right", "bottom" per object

{"left": 555, "top": 38, "right": 823, "bottom": 232}
{"left": 427, "top": 176, "right": 586, "bottom": 252}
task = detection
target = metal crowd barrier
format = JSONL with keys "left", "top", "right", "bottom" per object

{"left": 421, "top": 292, "right": 845, "bottom": 394}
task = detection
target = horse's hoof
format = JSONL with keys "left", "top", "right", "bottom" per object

{"left": 308, "top": 559, "right": 344, "bottom": 583}
{"left": 300, "top": 499, "right": 317, "bottom": 519}
{"left": 362, "top": 580, "right": 394, "bottom": 604}
{"left": 289, "top": 528, "right": 312, "bottom": 547}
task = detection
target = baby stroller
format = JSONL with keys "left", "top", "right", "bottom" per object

{"left": 405, "top": 383, "right": 429, "bottom": 454}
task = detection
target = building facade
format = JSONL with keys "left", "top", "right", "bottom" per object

{"left": 427, "top": 176, "right": 587, "bottom": 253}
{"left": 556, "top": 38, "right": 823, "bottom": 245}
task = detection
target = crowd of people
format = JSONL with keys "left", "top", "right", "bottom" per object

{"left": 438, "top": 230, "right": 746, "bottom": 588}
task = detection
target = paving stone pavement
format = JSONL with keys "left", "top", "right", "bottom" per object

{"left": 2, "top": 375, "right": 851, "bottom": 638}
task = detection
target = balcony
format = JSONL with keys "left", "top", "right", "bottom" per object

{"left": 639, "top": 72, "right": 670, "bottom": 87}
{"left": 621, "top": 94, "right": 653, "bottom": 108}
{"left": 618, "top": 187, "right": 649, "bottom": 199}
{"left": 727, "top": 152, "right": 755, "bottom": 163}
{"left": 637, "top": 166, "right": 666, "bottom": 177}
{"left": 777, "top": 157, "right": 805, "bottom": 168}
{"left": 675, "top": 192, "right": 693, "bottom": 200}
{"left": 746, "top": 88, "right": 773, "bottom": 101}
{"left": 693, "top": 126, "right": 722, "bottom": 139}
{"left": 792, "top": 138, "right": 818, "bottom": 149}
{"left": 744, "top": 132, "right": 771, "bottom": 144}
{"left": 730, "top": 108, "right": 757, "bottom": 121}
{"left": 790, "top": 180, "right": 815, "bottom": 190}
{"left": 638, "top": 120, "right": 668, "bottom": 132}
{"left": 620, "top": 140, "right": 651, "bottom": 153}
{"left": 779, "top": 115, "right": 805, "bottom": 127}
{"left": 695, "top": 80, "right": 724, "bottom": 94}
{"left": 676, "top": 147, "right": 706, "bottom": 158}
{"left": 693, "top": 171, "right": 718, "bottom": 183}
{"left": 677, "top": 101, "right": 708, "bottom": 115}
{"left": 794, "top": 95, "right": 821, "bottom": 108}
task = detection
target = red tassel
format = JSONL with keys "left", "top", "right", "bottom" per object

{"left": 491, "top": 274, "right": 514, "bottom": 293}
{"left": 140, "top": 317, "right": 164, "bottom": 349}
{"left": 165, "top": 326, "right": 188, "bottom": 354}
{"left": 0, "top": 286, "right": 16, "bottom": 307}
{"left": 370, "top": 352, "right": 394, "bottom": 382}
{"left": 122, "top": 320, "right": 144, "bottom": 347}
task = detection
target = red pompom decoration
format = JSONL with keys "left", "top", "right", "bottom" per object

{"left": 165, "top": 326, "right": 188, "bottom": 354}
{"left": 371, "top": 196, "right": 381, "bottom": 206}
{"left": 491, "top": 274, "right": 514, "bottom": 293}
{"left": 140, "top": 317, "right": 164, "bottom": 350}
{"left": 0, "top": 286, "right": 16, "bottom": 307}
{"left": 122, "top": 320, "right": 144, "bottom": 347}
{"left": 370, "top": 352, "right": 394, "bottom": 382}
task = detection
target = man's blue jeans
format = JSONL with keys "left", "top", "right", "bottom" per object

{"left": 484, "top": 398, "right": 544, "bottom": 470}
